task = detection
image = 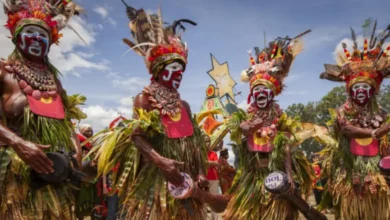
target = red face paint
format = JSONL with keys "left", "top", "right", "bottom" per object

{"left": 158, "top": 62, "right": 184, "bottom": 89}
{"left": 16, "top": 26, "right": 50, "bottom": 58}
{"left": 350, "top": 82, "right": 374, "bottom": 106}
{"left": 252, "top": 84, "right": 274, "bottom": 109}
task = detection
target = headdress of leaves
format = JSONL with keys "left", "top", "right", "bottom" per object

{"left": 320, "top": 19, "right": 390, "bottom": 84}
{"left": 3, "top": 0, "right": 86, "bottom": 44}
{"left": 120, "top": 0, "right": 196, "bottom": 58}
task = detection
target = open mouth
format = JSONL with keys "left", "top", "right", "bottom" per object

{"left": 357, "top": 94, "right": 366, "bottom": 99}
{"left": 29, "top": 46, "right": 42, "bottom": 56}
{"left": 257, "top": 95, "right": 267, "bottom": 103}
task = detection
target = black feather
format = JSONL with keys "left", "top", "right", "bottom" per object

{"left": 172, "top": 19, "right": 197, "bottom": 35}
{"left": 369, "top": 20, "right": 377, "bottom": 49}
{"left": 121, "top": 0, "right": 137, "bottom": 21}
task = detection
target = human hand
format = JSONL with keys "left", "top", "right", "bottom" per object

{"left": 11, "top": 140, "right": 53, "bottom": 174}
{"left": 156, "top": 156, "right": 184, "bottom": 186}
{"left": 196, "top": 174, "right": 209, "bottom": 189}
{"left": 376, "top": 124, "right": 390, "bottom": 138}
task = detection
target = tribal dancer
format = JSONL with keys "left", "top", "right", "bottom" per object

{"left": 319, "top": 20, "right": 390, "bottom": 219}
{"left": 88, "top": 2, "right": 228, "bottom": 220}
{"left": 224, "top": 31, "right": 315, "bottom": 220}
{"left": 0, "top": 0, "right": 86, "bottom": 219}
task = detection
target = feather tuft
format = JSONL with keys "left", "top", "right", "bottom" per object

{"left": 335, "top": 52, "right": 347, "bottom": 66}
{"left": 290, "top": 38, "right": 304, "bottom": 57}
{"left": 240, "top": 70, "right": 250, "bottom": 82}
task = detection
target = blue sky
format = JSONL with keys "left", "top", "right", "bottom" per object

{"left": 0, "top": 0, "right": 389, "bottom": 162}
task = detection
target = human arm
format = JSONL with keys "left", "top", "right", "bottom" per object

{"left": 103, "top": 174, "right": 108, "bottom": 195}
{"left": 207, "top": 160, "right": 220, "bottom": 167}
{"left": 284, "top": 144, "right": 294, "bottom": 190}
{"left": 338, "top": 111, "right": 390, "bottom": 139}
{"left": 240, "top": 118, "right": 263, "bottom": 136}
{"left": 70, "top": 130, "right": 82, "bottom": 168}
{"left": 131, "top": 93, "right": 184, "bottom": 186}
{"left": 0, "top": 61, "right": 53, "bottom": 174}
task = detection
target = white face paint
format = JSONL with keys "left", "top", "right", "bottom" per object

{"left": 252, "top": 84, "right": 274, "bottom": 109}
{"left": 351, "top": 82, "right": 373, "bottom": 104}
{"left": 18, "top": 26, "right": 50, "bottom": 57}
{"left": 161, "top": 62, "right": 184, "bottom": 89}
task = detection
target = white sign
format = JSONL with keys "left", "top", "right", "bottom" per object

{"left": 265, "top": 172, "right": 284, "bottom": 190}
{"left": 168, "top": 173, "right": 194, "bottom": 199}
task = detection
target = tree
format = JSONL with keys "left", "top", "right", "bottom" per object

{"left": 285, "top": 86, "right": 346, "bottom": 156}
{"left": 378, "top": 84, "right": 390, "bottom": 113}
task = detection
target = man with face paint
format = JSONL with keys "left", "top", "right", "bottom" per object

{"left": 0, "top": 0, "right": 85, "bottom": 219}
{"left": 319, "top": 21, "right": 390, "bottom": 219}
{"left": 224, "top": 31, "right": 315, "bottom": 220}
{"left": 88, "top": 3, "right": 228, "bottom": 220}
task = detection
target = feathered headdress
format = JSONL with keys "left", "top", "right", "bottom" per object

{"left": 241, "top": 30, "right": 311, "bottom": 103}
{"left": 320, "top": 19, "right": 390, "bottom": 93}
{"left": 121, "top": 0, "right": 197, "bottom": 76}
{"left": 3, "top": 0, "right": 84, "bottom": 44}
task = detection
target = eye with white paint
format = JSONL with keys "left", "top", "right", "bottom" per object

{"left": 165, "top": 62, "right": 183, "bottom": 71}
{"left": 22, "top": 26, "right": 49, "bottom": 40}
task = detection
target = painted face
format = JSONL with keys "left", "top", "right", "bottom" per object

{"left": 159, "top": 62, "right": 184, "bottom": 89}
{"left": 252, "top": 84, "right": 274, "bottom": 109}
{"left": 16, "top": 25, "right": 50, "bottom": 58}
{"left": 350, "top": 82, "right": 374, "bottom": 105}
{"left": 82, "top": 128, "right": 94, "bottom": 138}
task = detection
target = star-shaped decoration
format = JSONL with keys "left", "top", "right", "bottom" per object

{"left": 207, "top": 54, "right": 237, "bottom": 103}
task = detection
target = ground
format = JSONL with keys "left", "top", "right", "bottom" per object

{"left": 84, "top": 195, "right": 336, "bottom": 219}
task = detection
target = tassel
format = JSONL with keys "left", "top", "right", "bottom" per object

{"left": 248, "top": 50, "right": 255, "bottom": 66}
{"left": 342, "top": 42, "right": 352, "bottom": 61}
{"left": 383, "top": 45, "right": 390, "bottom": 57}
{"left": 363, "top": 39, "right": 368, "bottom": 60}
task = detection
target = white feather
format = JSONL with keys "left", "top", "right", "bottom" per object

{"left": 240, "top": 70, "right": 250, "bottom": 82}
{"left": 290, "top": 38, "right": 304, "bottom": 57}
{"left": 121, "top": 42, "right": 156, "bottom": 58}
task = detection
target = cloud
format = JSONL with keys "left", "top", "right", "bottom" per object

{"left": 0, "top": 11, "right": 15, "bottom": 59}
{"left": 81, "top": 105, "right": 132, "bottom": 131}
{"left": 93, "top": 5, "right": 117, "bottom": 28}
{"left": 112, "top": 77, "right": 148, "bottom": 91}
{"left": 119, "top": 97, "right": 134, "bottom": 107}
{"left": 107, "top": 18, "right": 117, "bottom": 27}
{"left": 93, "top": 6, "right": 108, "bottom": 19}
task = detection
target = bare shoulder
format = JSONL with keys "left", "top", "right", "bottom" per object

{"left": 0, "top": 59, "right": 12, "bottom": 83}
{"left": 133, "top": 93, "right": 151, "bottom": 119}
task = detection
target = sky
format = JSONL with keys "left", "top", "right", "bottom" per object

{"left": 0, "top": 0, "right": 389, "bottom": 164}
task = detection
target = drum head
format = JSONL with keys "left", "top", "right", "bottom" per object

{"left": 168, "top": 173, "right": 194, "bottom": 199}
{"left": 379, "top": 156, "right": 390, "bottom": 176}
{"left": 264, "top": 171, "right": 289, "bottom": 194}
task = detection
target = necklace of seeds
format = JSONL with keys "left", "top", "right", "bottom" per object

{"left": 12, "top": 59, "right": 58, "bottom": 100}
{"left": 345, "top": 99, "right": 384, "bottom": 128}
{"left": 251, "top": 103, "right": 281, "bottom": 127}
{"left": 143, "top": 81, "right": 182, "bottom": 116}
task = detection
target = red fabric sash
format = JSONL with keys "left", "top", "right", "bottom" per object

{"left": 247, "top": 126, "right": 276, "bottom": 152}
{"left": 349, "top": 138, "right": 379, "bottom": 156}
{"left": 27, "top": 94, "right": 65, "bottom": 119}
{"left": 161, "top": 107, "right": 194, "bottom": 138}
